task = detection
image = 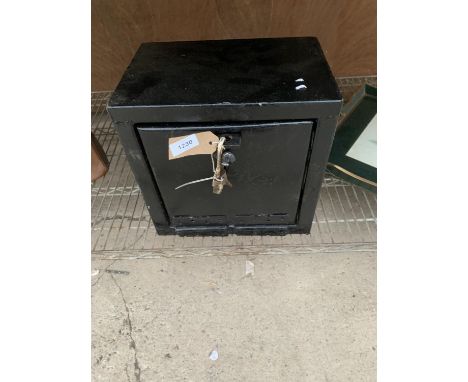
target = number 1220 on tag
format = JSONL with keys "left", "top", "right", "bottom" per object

{"left": 169, "top": 134, "right": 200, "bottom": 157}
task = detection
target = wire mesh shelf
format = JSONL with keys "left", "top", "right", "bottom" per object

{"left": 91, "top": 77, "right": 377, "bottom": 257}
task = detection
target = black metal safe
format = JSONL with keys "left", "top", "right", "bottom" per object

{"left": 107, "top": 37, "right": 342, "bottom": 236}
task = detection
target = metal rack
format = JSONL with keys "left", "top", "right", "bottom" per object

{"left": 91, "top": 77, "right": 377, "bottom": 258}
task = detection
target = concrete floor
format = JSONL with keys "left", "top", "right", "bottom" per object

{"left": 92, "top": 250, "right": 376, "bottom": 381}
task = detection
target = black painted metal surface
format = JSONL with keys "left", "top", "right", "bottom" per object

{"left": 107, "top": 37, "right": 342, "bottom": 236}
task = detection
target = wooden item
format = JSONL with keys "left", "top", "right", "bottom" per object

{"left": 92, "top": 0, "right": 376, "bottom": 90}
{"left": 91, "top": 133, "right": 109, "bottom": 182}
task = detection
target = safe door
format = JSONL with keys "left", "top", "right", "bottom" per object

{"left": 137, "top": 121, "right": 316, "bottom": 231}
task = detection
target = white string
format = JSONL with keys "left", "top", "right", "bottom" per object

{"left": 174, "top": 153, "right": 217, "bottom": 190}
{"left": 174, "top": 176, "right": 214, "bottom": 190}
{"left": 174, "top": 138, "right": 225, "bottom": 190}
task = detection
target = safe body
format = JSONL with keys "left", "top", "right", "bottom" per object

{"left": 107, "top": 37, "right": 342, "bottom": 235}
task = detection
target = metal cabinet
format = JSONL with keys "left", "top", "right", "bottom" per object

{"left": 107, "top": 37, "right": 341, "bottom": 235}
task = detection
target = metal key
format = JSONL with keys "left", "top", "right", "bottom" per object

{"left": 212, "top": 168, "right": 232, "bottom": 194}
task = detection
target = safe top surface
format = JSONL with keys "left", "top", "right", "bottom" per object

{"left": 108, "top": 37, "right": 341, "bottom": 108}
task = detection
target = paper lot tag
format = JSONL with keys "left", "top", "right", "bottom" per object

{"left": 168, "top": 131, "right": 219, "bottom": 160}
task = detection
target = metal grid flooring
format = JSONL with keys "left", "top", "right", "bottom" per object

{"left": 91, "top": 76, "right": 377, "bottom": 258}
